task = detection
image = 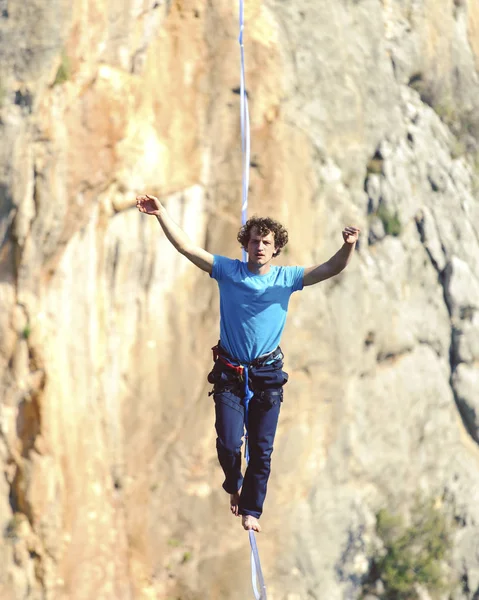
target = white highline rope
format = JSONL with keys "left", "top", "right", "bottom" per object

{"left": 239, "top": 2, "right": 267, "bottom": 599}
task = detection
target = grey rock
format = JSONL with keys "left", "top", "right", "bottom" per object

{"left": 452, "top": 364, "right": 479, "bottom": 442}
{"left": 365, "top": 174, "right": 381, "bottom": 214}
{"left": 1, "top": 0, "right": 479, "bottom": 599}
{"left": 368, "top": 216, "right": 385, "bottom": 245}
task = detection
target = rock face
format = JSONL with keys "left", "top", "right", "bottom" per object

{"left": 0, "top": 0, "right": 479, "bottom": 598}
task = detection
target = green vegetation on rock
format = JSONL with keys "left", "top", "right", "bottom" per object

{"left": 376, "top": 204, "right": 401, "bottom": 237}
{"left": 362, "top": 498, "right": 456, "bottom": 600}
{"left": 53, "top": 51, "right": 71, "bottom": 86}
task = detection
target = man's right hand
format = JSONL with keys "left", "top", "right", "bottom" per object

{"left": 136, "top": 194, "right": 164, "bottom": 216}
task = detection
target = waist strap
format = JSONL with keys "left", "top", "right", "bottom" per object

{"left": 212, "top": 342, "right": 283, "bottom": 370}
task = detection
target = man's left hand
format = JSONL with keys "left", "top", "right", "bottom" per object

{"left": 342, "top": 226, "right": 360, "bottom": 245}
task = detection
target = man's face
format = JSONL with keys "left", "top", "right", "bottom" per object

{"left": 247, "top": 227, "right": 277, "bottom": 265}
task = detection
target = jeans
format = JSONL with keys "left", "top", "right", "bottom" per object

{"left": 208, "top": 348, "right": 288, "bottom": 519}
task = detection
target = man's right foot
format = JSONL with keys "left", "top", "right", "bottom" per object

{"left": 230, "top": 491, "right": 241, "bottom": 516}
{"left": 242, "top": 515, "right": 261, "bottom": 532}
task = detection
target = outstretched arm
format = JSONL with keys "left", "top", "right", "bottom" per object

{"left": 136, "top": 194, "right": 214, "bottom": 274}
{"left": 303, "top": 226, "right": 360, "bottom": 287}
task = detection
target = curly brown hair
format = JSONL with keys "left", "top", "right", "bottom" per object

{"left": 237, "top": 216, "right": 289, "bottom": 257}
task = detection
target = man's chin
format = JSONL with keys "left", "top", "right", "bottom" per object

{"left": 248, "top": 256, "right": 268, "bottom": 266}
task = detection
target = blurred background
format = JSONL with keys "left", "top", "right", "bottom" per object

{"left": 1, "top": 0, "right": 479, "bottom": 598}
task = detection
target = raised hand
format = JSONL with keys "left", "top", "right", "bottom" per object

{"left": 342, "top": 226, "right": 360, "bottom": 245}
{"left": 136, "top": 194, "right": 164, "bottom": 216}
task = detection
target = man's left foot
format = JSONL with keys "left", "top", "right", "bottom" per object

{"left": 242, "top": 515, "right": 261, "bottom": 532}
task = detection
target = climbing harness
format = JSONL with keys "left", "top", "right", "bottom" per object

{"left": 210, "top": 343, "right": 281, "bottom": 464}
{"left": 238, "top": 0, "right": 267, "bottom": 597}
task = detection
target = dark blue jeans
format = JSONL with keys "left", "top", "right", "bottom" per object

{"left": 208, "top": 349, "right": 288, "bottom": 519}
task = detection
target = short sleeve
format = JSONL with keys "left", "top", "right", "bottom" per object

{"left": 286, "top": 266, "right": 305, "bottom": 292}
{"left": 211, "top": 255, "right": 238, "bottom": 282}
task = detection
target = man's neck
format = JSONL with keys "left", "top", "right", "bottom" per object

{"left": 246, "top": 260, "right": 273, "bottom": 276}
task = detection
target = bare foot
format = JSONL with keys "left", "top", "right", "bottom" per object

{"left": 230, "top": 490, "right": 241, "bottom": 516}
{"left": 242, "top": 515, "right": 261, "bottom": 532}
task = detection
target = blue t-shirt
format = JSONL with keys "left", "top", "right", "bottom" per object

{"left": 210, "top": 255, "right": 304, "bottom": 363}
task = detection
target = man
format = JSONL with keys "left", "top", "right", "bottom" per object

{"left": 136, "top": 193, "right": 360, "bottom": 532}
